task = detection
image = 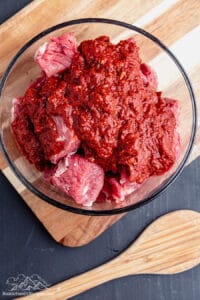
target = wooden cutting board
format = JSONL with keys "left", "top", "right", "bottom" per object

{"left": 0, "top": 0, "right": 199, "bottom": 247}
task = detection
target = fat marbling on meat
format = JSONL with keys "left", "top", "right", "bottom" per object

{"left": 44, "top": 154, "right": 104, "bottom": 206}
{"left": 35, "top": 33, "right": 77, "bottom": 77}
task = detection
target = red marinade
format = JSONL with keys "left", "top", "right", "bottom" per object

{"left": 66, "top": 36, "right": 179, "bottom": 183}
{"left": 12, "top": 36, "right": 179, "bottom": 187}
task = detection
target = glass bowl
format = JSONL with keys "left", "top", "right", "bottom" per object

{"left": 0, "top": 18, "right": 197, "bottom": 215}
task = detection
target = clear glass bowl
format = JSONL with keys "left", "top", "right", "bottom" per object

{"left": 0, "top": 18, "right": 197, "bottom": 215}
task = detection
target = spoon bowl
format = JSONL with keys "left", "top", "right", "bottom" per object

{"left": 18, "top": 210, "right": 200, "bottom": 300}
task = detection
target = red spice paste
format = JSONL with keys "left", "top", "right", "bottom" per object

{"left": 12, "top": 36, "right": 179, "bottom": 185}
{"left": 66, "top": 36, "right": 178, "bottom": 183}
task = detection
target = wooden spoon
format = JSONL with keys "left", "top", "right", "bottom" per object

{"left": 18, "top": 210, "right": 200, "bottom": 300}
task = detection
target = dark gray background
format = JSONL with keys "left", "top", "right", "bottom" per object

{"left": 0, "top": 1, "right": 199, "bottom": 299}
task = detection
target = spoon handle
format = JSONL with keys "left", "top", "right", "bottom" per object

{"left": 16, "top": 210, "right": 200, "bottom": 299}
{"left": 16, "top": 260, "right": 118, "bottom": 300}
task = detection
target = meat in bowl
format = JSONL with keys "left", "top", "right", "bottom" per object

{"left": 11, "top": 33, "right": 180, "bottom": 206}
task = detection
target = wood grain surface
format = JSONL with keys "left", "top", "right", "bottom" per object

{"left": 0, "top": 0, "right": 199, "bottom": 247}
{"left": 17, "top": 210, "right": 200, "bottom": 299}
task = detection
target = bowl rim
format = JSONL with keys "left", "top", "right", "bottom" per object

{"left": 0, "top": 18, "right": 197, "bottom": 216}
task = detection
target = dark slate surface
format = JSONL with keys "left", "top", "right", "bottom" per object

{"left": 0, "top": 1, "right": 200, "bottom": 299}
{"left": 0, "top": 0, "right": 32, "bottom": 24}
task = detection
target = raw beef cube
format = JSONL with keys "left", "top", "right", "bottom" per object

{"left": 164, "top": 97, "right": 179, "bottom": 118}
{"left": 98, "top": 177, "right": 124, "bottom": 202}
{"left": 98, "top": 169, "right": 140, "bottom": 203}
{"left": 44, "top": 155, "right": 104, "bottom": 206}
{"left": 140, "top": 63, "right": 158, "bottom": 89}
{"left": 11, "top": 98, "right": 45, "bottom": 171}
{"left": 49, "top": 116, "right": 80, "bottom": 164}
{"left": 121, "top": 168, "right": 140, "bottom": 197}
{"left": 33, "top": 114, "right": 80, "bottom": 164}
{"left": 35, "top": 33, "right": 77, "bottom": 77}
{"left": 23, "top": 79, "right": 80, "bottom": 164}
{"left": 108, "top": 178, "right": 124, "bottom": 201}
